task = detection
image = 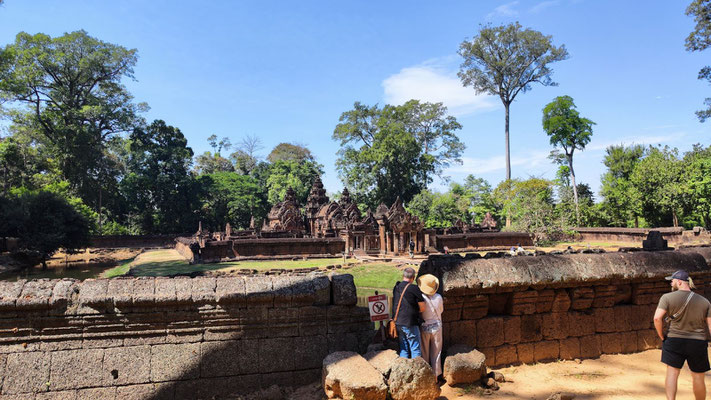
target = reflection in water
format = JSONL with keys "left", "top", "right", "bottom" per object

{"left": 0, "top": 262, "right": 117, "bottom": 281}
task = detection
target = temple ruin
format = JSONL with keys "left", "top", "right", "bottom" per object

{"left": 176, "top": 176, "right": 533, "bottom": 263}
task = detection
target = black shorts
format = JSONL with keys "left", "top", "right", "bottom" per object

{"left": 662, "top": 337, "right": 710, "bottom": 372}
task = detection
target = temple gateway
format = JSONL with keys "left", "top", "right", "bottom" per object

{"left": 176, "top": 177, "right": 532, "bottom": 263}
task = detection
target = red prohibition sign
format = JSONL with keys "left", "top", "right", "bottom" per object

{"left": 372, "top": 301, "right": 386, "bottom": 314}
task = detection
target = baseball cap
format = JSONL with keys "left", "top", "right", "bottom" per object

{"left": 665, "top": 270, "right": 689, "bottom": 281}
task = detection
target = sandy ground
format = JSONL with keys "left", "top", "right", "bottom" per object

{"left": 439, "top": 348, "right": 711, "bottom": 400}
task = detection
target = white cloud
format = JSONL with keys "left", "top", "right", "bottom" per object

{"left": 530, "top": 0, "right": 559, "bottom": 13}
{"left": 382, "top": 61, "right": 498, "bottom": 117}
{"left": 586, "top": 132, "right": 686, "bottom": 151}
{"left": 486, "top": 1, "right": 519, "bottom": 19}
{"left": 447, "top": 150, "right": 551, "bottom": 175}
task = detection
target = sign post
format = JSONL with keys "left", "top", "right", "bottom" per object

{"left": 368, "top": 293, "right": 389, "bottom": 321}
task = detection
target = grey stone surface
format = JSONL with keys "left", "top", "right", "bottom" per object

{"left": 75, "top": 387, "right": 117, "bottom": 400}
{"left": 364, "top": 349, "right": 399, "bottom": 377}
{"left": 150, "top": 343, "right": 200, "bottom": 382}
{"left": 153, "top": 277, "right": 177, "bottom": 304}
{"left": 3, "top": 351, "right": 50, "bottom": 394}
{"left": 107, "top": 278, "right": 134, "bottom": 307}
{"left": 331, "top": 274, "right": 357, "bottom": 305}
{"left": 191, "top": 277, "right": 216, "bottom": 303}
{"left": 259, "top": 337, "right": 295, "bottom": 373}
{"left": 16, "top": 280, "right": 54, "bottom": 309}
{"left": 0, "top": 280, "right": 25, "bottom": 310}
{"left": 443, "top": 345, "right": 487, "bottom": 385}
{"left": 50, "top": 349, "right": 104, "bottom": 391}
{"left": 200, "top": 339, "right": 258, "bottom": 377}
{"left": 388, "top": 357, "right": 440, "bottom": 400}
{"left": 103, "top": 345, "right": 151, "bottom": 385}
{"left": 215, "top": 276, "right": 246, "bottom": 306}
{"left": 36, "top": 391, "right": 77, "bottom": 400}
{"left": 322, "top": 351, "right": 387, "bottom": 400}
{"left": 245, "top": 276, "right": 274, "bottom": 307}
{"left": 50, "top": 279, "right": 78, "bottom": 308}
{"left": 131, "top": 277, "right": 155, "bottom": 306}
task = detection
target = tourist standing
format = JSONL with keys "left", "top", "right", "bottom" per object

{"left": 653, "top": 270, "right": 711, "bottom": 400}
{"left": 391, "top": 267, "right": 426, "bottom": 358}
{"left": 409, "top": 239, "right": 415, "bottom": 258}
{"left": 417, "top": 274, "right": 444, "bottom": 378}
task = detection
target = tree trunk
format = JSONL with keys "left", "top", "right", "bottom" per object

{"left": 672, "top": 210, "right": 679, "bottom": 227}
{"left": 41, "top": 258, "right": 47, "bottom": 270}
{"left": 568, "top": 153, "right": 580, "bottom": 226}
{"left": 505, "top": 103, "right": 511, "bottom": 228}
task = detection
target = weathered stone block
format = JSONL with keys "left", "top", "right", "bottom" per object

{"left": 78, "top": 279, "right": 110, "bottom": 312}
{"left": 298, "top": 306, "right": 328, "bottom": 337}
{"left": 245, "top": 276, "right": 274, "bottom": 308}
{"left": 50, "top": 349, "right": 104, "bottom": 391}
{"left": 534, "top": 340, "right": 559, "bottom": 362}
{"left": 116, "top": 384, "right": 161, "bottom": 400}
{"left": 331, "top": 274, "right": 357, "bottom": 306}
{"left": 16, "top": 280, "right": 54, "bottom": 309}
{"left": 267, "top": 307, "right": 301, "bottom": 337}
{"left": 592, "top": 285, "right": 616, "bottom": 308}
{"left": 294, "top": 335, "right": 329, "bottom": 370}
{"left": 462, "top": 295, "right": 489, "bottom": 320}
{"left": 637, "top": 329, "right": 661, "bottom": 351}
{"left": 448, "top": 320, "right": 476, "bottom": 348}
{"left": 50, "top": 279, "right": 78, "bottom": 308}
{"left": 3, "top": 351, "right": 50, "bottom": 394}
{"left": 569, "top": 287, "right": 594, "bottom": 310}
{"left": 536, "top": 289, "right": 555, "bottom": 313}
{"left": 594, "top": 307, "right": 616, "bottom": 333}
{"left": 620, "top": 331, "right": 638, "bottom": 353}
{"left": 107, "top": 278, "right": 133, "bottom": 308}
{"left": 567, "top": 311, "right": 596, "bottom": 337}
{"left": 613, "top": 305, "right": 634, "bottom": 332}
{"left": 215, "top": 277, "right": 246, "bottom": 307}
{"left": 559, "top": 337, "right": 581, "bottom": 360}
{"left": 503, "top": 316, "right": 521, "bottom": 344}
{"left": 600, "top": 332, "right": 623, "bottom": 354}
{"left": 495, "top": 344, "right": 518, "bottom": 366}
{"left": 200, "top": 339, "right": 257, "bottom": 377}
{"left": 487, "top": 293, "right": 510, "bottom": 315}
{"left": 480, "top": 346, "right": 496, "bottom": 368}
{"left": 520, "top": 314, "right": 542, "bottom": 342}
{"left": 442, "top": 296, "right": 463, "bottom": 322}
{"left": 506, "top": 291, "right": 537, "bottom": 315}
{"left": 630, "top": 305, "right": 654, "bottom": 330}
{"left": 272, "top": 277, "right": 294, "bottom": 308}
{"left": 0, "top": 280, "right": 25, "bottom": 310}
{"left": 542, "top": 312, "right": 569, "bottom": 340}
{"left": 259, "top": 337, "right": 295, "bottom": 373}
{"left": 476, "top": 317, "right": 504, "bottom": 348}
{"left": 153, "top": 278, "right": 177, "bottom": 305}
{"left": 150, "top": 343, "right": 200, "bottom": 382}
{"left": 172, "top": 277, "right": 193, "bottom": 304}
{"left": 551, "top": 289, "right": 571, "bottom": 312}
{"left": 191, "top": 277, "right": 216, "bottom": 303}
{"left": 322, "top": 351, "right": 387, "bottom": 400}
{"left": 516, "top": 343, "right": 535, "bottom": 364}
{"left": 579, "top": 335, "right": 602, "bottom": 359}
{"left": 615, "top": 284, "right": 632, "bottom": 304}
{"left": 75, "top": 387, "right": 116, "bottom": 400}
{"left": 131, "top": 277, "right": 155, "bottom": 306}
{"left": 36, "top": 391, "right": 77, "bottom": 400}
{"left": 103, "top": 345, "right": 151, "bottom": 386}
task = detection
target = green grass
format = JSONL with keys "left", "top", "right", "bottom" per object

{"left": 102, "top": 259, "right": 134, "bottom": 278}
{"left": 349, "top": 263, "right": 403, "bottom": 290}
{"left": 216, "top": 257, "right": 356, "bottom": 272}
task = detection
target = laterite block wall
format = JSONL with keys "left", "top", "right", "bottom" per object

{"left": 0, "top": 274, "right": 371, "bottom": 399}
{"left": 418, "top": 249, "right": 711, "bottom": 368}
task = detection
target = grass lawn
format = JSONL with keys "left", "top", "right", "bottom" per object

{"left": 215, "top": 257, "right": 356, "bottom": 273}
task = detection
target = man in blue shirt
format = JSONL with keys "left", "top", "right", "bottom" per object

{"left": 391, "top": 267, "right": 426, "bottom": 358}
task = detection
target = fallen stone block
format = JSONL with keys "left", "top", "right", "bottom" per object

{"left": 443, "top": 344, "right": 487, "bottom": 385}
{"left": 388, "top": 356, "right": 440, "bottom": 400}
{"left": 364, "top": 349, "right": 399, "bottom": 378}
{"left": 322, "top": 351, "right": 387, "bottom": 400}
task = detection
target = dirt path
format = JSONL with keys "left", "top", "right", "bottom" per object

{"left": 439, "top": 349, "right": 711, "bottom": 399}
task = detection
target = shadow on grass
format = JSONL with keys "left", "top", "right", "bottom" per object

{"left": 128, "top": 260, "right": 225, "bottom": 277}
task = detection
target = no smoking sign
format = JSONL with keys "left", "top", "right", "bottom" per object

{"left": 367, "top": 294, "right": 389, "bottom": 322}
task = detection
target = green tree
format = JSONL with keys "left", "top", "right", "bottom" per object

{"left": 0, "top": 30, "right": 147, "bottom": 211}
{"left": 630, "top": 146, "right": 688, "bottom": 227}
{"left": 599, "top": 145, "right": 645, "bottom": 227}
{"left": 492, "top": 178, "right": 559, "bottom": 243}
{"left": 686, "top": 0, "right": 711, "bottom": 121}
{"left": 458, "top": 22, "right": 568, "bottom": 182}
{"left": 196, "top": 172, "right": 268, "bottom": 231}
{"left": 333, "top": 100, "right": 464, "bottom": 208}
{"left": 0, "top": 191, "right": 90, "bottom": 269}
{"left": 542, "top": 96, "right": 594, "bottom": 225}
{"left": 267, "top": 142, "right": 315, "bottom": 163}
{"left": 265, "top": 159, "right": 323, "bottom": 205}
{"left": 123, "top": 120, "right": 197, "bottom": 233}
{"left": 682, "top": 144, "right": 711, "bottom": 228}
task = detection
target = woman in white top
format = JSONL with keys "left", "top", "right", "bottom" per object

{"left": 417, "top": 274, "right": 444, "bottom": 378}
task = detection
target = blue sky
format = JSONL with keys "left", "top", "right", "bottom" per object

{"left": 1, "top": 0, "right": 709, "bottom": 199}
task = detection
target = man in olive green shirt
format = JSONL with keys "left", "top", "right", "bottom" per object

{"left": 654, "top": 270, "right": 711, "bottom": 400}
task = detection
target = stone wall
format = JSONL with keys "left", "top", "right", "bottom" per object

{"left": 90, "top": 235, "right": 186, "bottom": 249}
{"left": 0, "top": 274, "right": 372, "bottom": 399}
{"left": 433, "top": 232, "right": 533, "bottom": 251}
{"left": 417, "top": 249, "right": 711, "bottom": 368}
{"left": 176, "top": 238, "right": 347, "bottom": 263}
{"left": 574, "top": 227, "right": 711, "bottom": 245}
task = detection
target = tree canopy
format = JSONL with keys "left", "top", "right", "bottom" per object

{"left": 333, "top": 100, "right": 464, "bottom": 208}
{"left": 686, "top": 0, "right": 711, "bottom": 121}
{"left": 458, "top": 22, "right": 568, "bottom": 181}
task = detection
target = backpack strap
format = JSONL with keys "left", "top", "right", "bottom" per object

{"left": 670, "top": 292, "right": 695, "bottom": 320}
{"left": 392, "top": 282, "right": 412, "bottom": 323}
